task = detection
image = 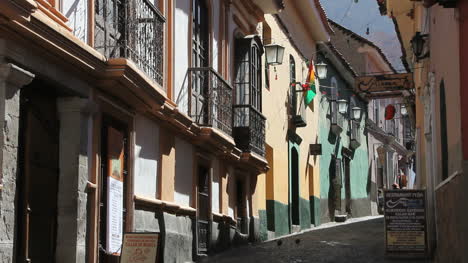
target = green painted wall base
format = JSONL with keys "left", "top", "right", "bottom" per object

{"left": 266, "top": 200, "right": 289, "bottom": 237}
{"left": 258, "top": 210, "right": 268, "bottom": 241}
{"left": 309, "top": 196, "right": 321, "bottom": 226}
{"left": 265, "top": 199, "right": 313, "bottom": 237}
{"left": 299, "top": 197, "right": 311, "bottom": 230}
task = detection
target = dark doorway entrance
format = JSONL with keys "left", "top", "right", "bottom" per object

{"left": 17, "top": 82, "right": 59, "bottom": 263}
{"left": 344, "top": 157, "right": 351, "bottom": 215}
{"left": 197, "top": 165, "right": 210, "bottom": 255}
{"left": 99, "top": 117, "right": 128, "bottom": 263}
{"left": 291, "top": 147, "right": 300, "bottom": 227}
{"left": 236, "top": 178, "right": 248, "bottom": 234}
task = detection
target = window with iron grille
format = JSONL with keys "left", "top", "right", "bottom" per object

{"left": 233, "top": 35, "right": 266, "bottom": 156}
{"left": 94, "top": 0, "right": 165, "bottom": 86}
{"left": 234, "top": 36, "right": 263, "bottom": 111}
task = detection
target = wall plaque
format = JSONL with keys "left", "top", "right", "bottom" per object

{"left": 121, "top": 232, "right": 160, "bottom": 263}
{"left": 309, "top": 144, "right": 322, "bottom": 155}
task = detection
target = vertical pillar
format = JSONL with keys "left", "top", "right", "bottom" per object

{"left": 56, "top": 97, "right": 93, "bottom": 263}
{"left": 0, "top": 63, "right": 34, "bottom": 262}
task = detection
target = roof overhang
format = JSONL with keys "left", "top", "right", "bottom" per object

{"left": 358, "top": 44, "right": 394, "bottom": 73}
{"left": 252, "top": 0, "right": 285, "bottom": 14}
{"left": 293, "top": 0, "right": 331, "bottom": 42}
{"left": 317, "top": 42, "right": 355, "bottom": 87}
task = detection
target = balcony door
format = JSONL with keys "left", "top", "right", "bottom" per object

{"left": 191, "top": 0, "right": 209, "bottom": 123}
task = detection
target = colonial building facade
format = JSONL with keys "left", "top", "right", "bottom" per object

{"left": 379, "top": 0, "right": 468, "bottom": 261}
{"left": 260, "top": 3, "right": 331, "bottom": 237}
{"left": 0, "top": 0, "right": 292, "bottom": 262}
{"left": 316, "top": 42, "right": 370, "bottom": 224}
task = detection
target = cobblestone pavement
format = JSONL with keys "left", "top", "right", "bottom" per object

{"left": 203, "top": 216, "right": 433, "bottom": 263}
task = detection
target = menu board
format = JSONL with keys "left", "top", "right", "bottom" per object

{"left": 121, "top": 233, "right": 160, "bottom": 263}
{"left": 384, "top": 190, "right": 427, "bottom": 257}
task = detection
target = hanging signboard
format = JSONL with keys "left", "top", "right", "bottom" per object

{"left": 121, "top": 232, "right": 160, "bottom": 263}
{"left": 384, "top": 190, "right": 427, "bottom": 258}
{"left": 106, "top": 126, "right": 125, "bottom": 255}
{"left": 355, "top": 73, "right": 413, "bottom": 98}
{"left": 309, "top": 144, "right": 322, "bottom": 155}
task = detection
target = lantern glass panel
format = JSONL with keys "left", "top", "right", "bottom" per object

{"left": 316, "top": 62, "right": 328, "bottom": 79}
{"left": 265, "top": 44, "right": 285, "bottom": 65}
{"left": 352, "top": 106, "right": 362, "bottom": 120}
{"left": 276, "top": 46, "right": 285, "bottom": 65}
{"left": 337, "top": 99, "right": 348, "bottom": 114}
{"left": 401, "top": 105, "right": 408, "bottom": 116}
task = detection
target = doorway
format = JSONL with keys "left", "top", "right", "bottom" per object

{"left": 236, "top": 178, "right": 248, "bottom": 234}
{"left": 17, "top": 82, "right": 59, "bottom": 262}
{"left": 344, "top": 157, "right": 351, "bottom": 215}
{"left": 196, "top": 165, "right": 210, "bottom": 255}
{"left": 98, "top": 117, "right": 128, "bottom": 263}
{"left": 290, "top": 147, "right": 300, "bottom": 227}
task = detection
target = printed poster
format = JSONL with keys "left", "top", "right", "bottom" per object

{"left": 384, "top": 189, "right": 427, "bottom": 258}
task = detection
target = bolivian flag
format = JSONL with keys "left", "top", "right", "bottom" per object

{"left": 303, "top": 60, "right": 317, "bottom": 105}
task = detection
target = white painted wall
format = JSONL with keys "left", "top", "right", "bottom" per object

{"left": 227, "top": 167, "right": 235, "bottom": 218}
{"left": 134, "top": 114, "right": 159, "bottom": 198}
{"left": 174, "top": 137, "right": 193, "bottom": 207}
{"left": 174, "top": 0, "right": 190, "bottom": 112}
{"left": 212, "top": 159, "right": 220, "bottom": 213}
{"left": 62, "top": 0, "right": 88, "bottom": 42}
{"left": 212, "top": 0, "right": 219, "bottom": 70}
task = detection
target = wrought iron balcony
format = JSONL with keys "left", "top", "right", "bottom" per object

{"left": 94, "top": 0, "right": 165, "bottom": 86}
{"left": 350, "top": 120, "right": 361, "bottom": 149}
{"left": 233, "top": 105, "right": 266, "bottom": 156}
{"left": 180, "top": 67, "right": 233, "bottom": 135}
{"left": 331, "top": 101, "right": 344, "bottom": 135}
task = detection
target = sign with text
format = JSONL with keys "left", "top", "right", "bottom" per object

{"left": 121, "top": 233, "right": 160, "bottom": 263}
{"left": 384, "top": 190, "right": 427, "bottom": 258}
{"left": 355, "top": 73, "right": 413, "bottom": 98}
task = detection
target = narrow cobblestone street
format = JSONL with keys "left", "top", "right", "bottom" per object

{"left": 204, "top": 217, "right": 432, "bottom": 263}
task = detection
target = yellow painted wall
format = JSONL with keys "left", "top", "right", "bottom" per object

{"left": 262, "top": 14, "right": 320, "bottom": 205}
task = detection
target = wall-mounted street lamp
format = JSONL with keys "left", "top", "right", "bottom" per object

{"left": 352, "top": 106, "right": 362, "bottom": 120}
{"left": 411, "top": 32, "right": 429, "bottom": 61}
{"left": 337, "top": 99, "right": 348, "bottom": 114}
{"left": 400, "top": 104, "right": 408, "bottom": 116}
{"left": 315, "top": 62, "right": 328, "bottom": 79}
{"left": 265, "top": 43, "right": 285, "bottom": 66}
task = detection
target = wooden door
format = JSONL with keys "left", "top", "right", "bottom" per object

{"left": 197, "top": 166, "right": 210, "bottom": 255}
{"left": 99, "top": 118, "right": 128, "bottom": 263}
{"left": 17, "top": 85, "right": 59, "bottom": 263}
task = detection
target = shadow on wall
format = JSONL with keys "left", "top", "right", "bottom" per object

{"left": 367, "top": 162, "right": 373, "bottom": 196}
{"left": 328, "top": 128, "right": 337, "bottom": 145}
{"left": 328, "top": 159, "right": 336, "bottom": 222}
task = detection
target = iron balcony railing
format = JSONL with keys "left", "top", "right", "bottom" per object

{"left": 181, "top": 67, "right": 233, "bottom": 135}
{"left": 233, "top": 105, "right": 266, "bottom": 156}
{"left": 94, "top": 0, "right": 165, "bottom": 86}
